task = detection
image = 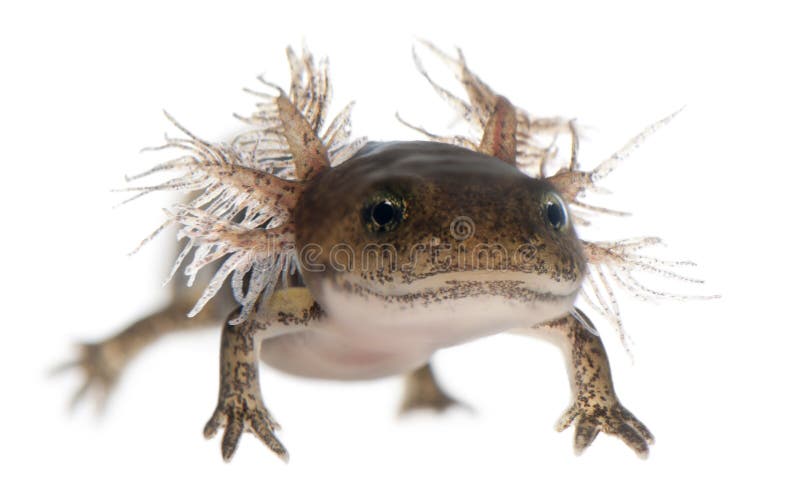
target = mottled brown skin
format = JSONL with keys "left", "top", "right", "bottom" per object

{"left": 295, "top": 141, "right": 584, "bottom": 294}
{"left": 59, "top": 275, "right": 453, "bottom": 417}
{"left": 203, "top": 288, "right": 322, "bottom": 461}
{"left": 60, "top": 46, "right": 655, "bottom": 462}
{"left": 524, "top": 310, "right": 654, "bottom": 457}
{"left": 60, "top": 142, "right": 652, "bottom": 461}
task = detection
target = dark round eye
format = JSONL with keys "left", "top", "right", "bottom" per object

{"left": 544, "top": 193, "right": 569, "bottom": 231}
{"left": 362, "top": 191, "right": 406, "bottom": 233}
{"left": 371, "top": 201, "right": 396, "bottom": 226}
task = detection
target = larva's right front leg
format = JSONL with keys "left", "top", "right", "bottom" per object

{"left": 203, "top": 287, "right": 322, "bottom": 462}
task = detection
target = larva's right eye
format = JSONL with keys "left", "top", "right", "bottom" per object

{"left": 361, "top": 190, "right": 406, "bottom": 234}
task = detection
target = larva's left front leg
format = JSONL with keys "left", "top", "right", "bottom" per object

{"left": 204, "top": 287, "right": 322, "bottom": 462}
{"left": 515, "top": 309, "right": 654, "bottom": 458}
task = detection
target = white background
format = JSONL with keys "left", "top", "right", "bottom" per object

{"left": 2, "top": 1, "right": 797, "bottom": 486}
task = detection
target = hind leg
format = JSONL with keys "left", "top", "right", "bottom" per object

{"left": 398, "top": 361, "right": 470, "bottom": 414}
{"left": 55, "top": 294, "right": 228, "bottom": 412}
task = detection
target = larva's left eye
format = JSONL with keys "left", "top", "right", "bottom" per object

{"left": 543, "top": 192, "right": 569, "bottom": 232}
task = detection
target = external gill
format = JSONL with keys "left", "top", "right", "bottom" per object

{"left": 549, "top": 108, "right": 718, "bottom": 352}
{"left": 233, "top": 46, "right": 367, "bottom": 179}
{"left": 578, "top": 237, "right": 719, "bottom": 353}
{"left": 400, "top": 41, "right": 573, "bottom": 176}
{"left": 168, "top": 207, "right": 297, "bottom": 324}
{"left": 122, "top": 122, "right": 303, "bottom": 324}
{"left": 546, "top": 107, "right": 685, "bottom": 222}
{"left": 406, "top": 43, "right": 715, "bottom": 352}
{"left": 120, "top": 45, "right": 363, "bottom": 324}
{"left": 126, "top": 114, "right": 303, "bottom": 223}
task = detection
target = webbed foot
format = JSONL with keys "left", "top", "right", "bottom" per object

{"left": 556, "top": 400, "right": 654, "bottom": 458}
{"left": 204, "top": 392, "right": 287, "bottom": 462}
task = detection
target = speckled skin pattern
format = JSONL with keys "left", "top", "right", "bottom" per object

{"left": 204, "top": 288, "right": 322, "bottom": 461}
{"left": 59, "top": 45, "right": 660, "bottom": 463}
{"left": 61, "top": 141, "right": 652, "bottom": 460}
{"left": 295, "top": 141, "right": 584, "bottom": 292}
{"left": 539, "top": 310, "right": 653, "bottom": 457}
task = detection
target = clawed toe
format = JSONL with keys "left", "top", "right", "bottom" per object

{"left": 557, "top": 401, "right": 654, "bottom": 458}
{"left": 204, "top": 397, "right": 288, "bottom": 462}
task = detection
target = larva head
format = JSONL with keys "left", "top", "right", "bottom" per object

{"left": 293, "top": 141, "right": 586, "bottom": 328}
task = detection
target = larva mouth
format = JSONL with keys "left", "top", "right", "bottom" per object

{"left": 314, "top": 271, "right": 580, "bottom": 342}
{"left": 329, "top": 269, "right": 581, "bottom": 305}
